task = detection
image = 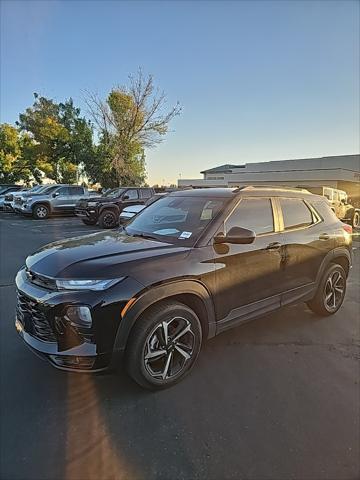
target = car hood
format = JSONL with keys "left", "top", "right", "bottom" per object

{"left": 26, "top": 230, "right": 190, "bottom": 279}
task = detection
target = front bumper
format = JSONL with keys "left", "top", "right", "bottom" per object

{"left": 3, "top": 202, "right": 14, "bottom": 212}
{"left": 18, "top": 204, "right": 33, "bottom": 214}
{"left": 14, "top": 268, "right": 144, "bottom": 372}
{"left": 75, "top": 208, "right": 97, "bottom": 221}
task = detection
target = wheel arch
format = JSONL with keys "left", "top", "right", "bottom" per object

{"left": 99, "top": 203, "right": 120, "bottom": 215}
{"left": 31, "top": 201, "right": 52, "bottom": 213}
{"left": 113, "top": 280, "right": 216, "bottom": 354}
{"left": 315, "top": 248, "right": 352, "bottom": 284}
{"left": 332, "top": 253, "right": 351, "bottom": 277}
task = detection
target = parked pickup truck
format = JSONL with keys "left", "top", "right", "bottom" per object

{"left": 3, "top": 184, "right": 45, "bottom": 212}
{"left": 75, "top": 187, "right": 155, "bottom": 228}
{"left": 0, "top": 185, "right": 23, "bottom": 210}
{"left": 15, "top": 184, "right": 88, "bottom": 219}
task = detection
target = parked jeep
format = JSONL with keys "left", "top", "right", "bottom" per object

{"left": 75, "top": 187, "right": 155, "bottom": 228}
{"left": 299, "top": 186, "right": 360, "bottom": 229}
{"left": 16, "top": 185, "right": 88, "bottom": 219}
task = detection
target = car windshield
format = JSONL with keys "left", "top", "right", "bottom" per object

{"left": 34, "top": 185, "right": 58, "bottom": 195}
{"left": 103, "top": 188, "right": 125, "bottom": 198}
{"left": 29, "top": 185, "right": 43, "bottom": 193}
{"left": 125, "top": 195, "right": 227, "bottom": 244}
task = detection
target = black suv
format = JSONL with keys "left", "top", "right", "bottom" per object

{"left": 15, "top": 187, "right": 352, "bottom": 389}
{"left": 75, "top": 187, "right": 155, "bottom": 228}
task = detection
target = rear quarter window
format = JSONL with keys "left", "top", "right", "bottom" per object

{"left": 279, "top": 198, "right": 313, "bottom": 230}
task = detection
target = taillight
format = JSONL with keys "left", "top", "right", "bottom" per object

{"left": 343, "top": 223, "right": 353, "bottom": 235}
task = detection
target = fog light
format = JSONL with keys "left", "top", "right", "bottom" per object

{"left": 65, "top": 306, "right": 92, "bottom": 328}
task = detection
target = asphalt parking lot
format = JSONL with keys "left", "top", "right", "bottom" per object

{"left": 0, "top": 213, "right": 359, "bottom": 480}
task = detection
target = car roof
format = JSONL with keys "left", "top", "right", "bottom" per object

{"left": 169, "top": 186, "right": 325, "bottom": 200}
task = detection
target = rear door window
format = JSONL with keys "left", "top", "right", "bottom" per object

{"left": 224, "top": 197, "right": 274, "bottom": 235}
{"left": 279, "top": 198, "right": 313, "bottom": 230}
{"left": 56, "top": 187, "right": 70, "bottom": 196}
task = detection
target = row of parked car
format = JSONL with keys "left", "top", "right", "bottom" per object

{"left": 0, "top": 183, "right": 167, "bottom": 229}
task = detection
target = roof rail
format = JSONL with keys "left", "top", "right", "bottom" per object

{"left": 233, "top": 185, "right": 311, "bottom": 193}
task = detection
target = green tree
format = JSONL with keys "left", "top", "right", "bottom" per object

{"left": 17, "top": 94, "right": 95, "bottom": 183}
{"left": 85, "top": 69, "right": 181, "bottom": 187}
{"left": 0, "top": 123, "right": 38, "bottom": 183}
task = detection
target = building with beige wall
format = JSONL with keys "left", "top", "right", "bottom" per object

{"left": 178, "top": 154, "right": 360, "bottom": 197}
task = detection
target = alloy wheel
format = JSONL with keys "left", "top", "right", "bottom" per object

{"left": 103, "top": 213, "right": 115, "bottom": 227}
{"left": 36, "top": 206, "right": 48, "bottom": 218}
{"left": 324, "top": 269, "right": 345, "bottom": 312}
{"left": 144, "top": 316, "right": 195, "bottom": 381}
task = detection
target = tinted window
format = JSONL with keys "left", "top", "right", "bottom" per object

{"left": 40, "top": 185, "right": 58, "bottom": 194}
{"left": 323, "top": 188, "right": 333, "bottom": 201}
{"left": 225, "top": 198, "right": 274, "bottom": 235}
{"left": 125, "top": 189, "right": 139, "bottom": 200}
{"left": 104, "top": 188, "right": 125, "bottom": 198}
{"left": 56, "top": 187, "right": 70, "bottom": 196}
{"left": 140, "top": 188, "right": 152, "bottom": 199}
{"left": 69, "top": 186, "right": 84, "bottom": 195}
{"left": 280, "top": 198, "right": 313, "bottom": 229}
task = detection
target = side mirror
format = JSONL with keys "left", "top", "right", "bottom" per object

{"left": 52, "top": 192, "right": 60, "bottom": 198}
{"left": 214, "top": 226, "right": 256, "bottom": 245}
{"left": 123, "top": 195, "right": 130, "bottom": 201}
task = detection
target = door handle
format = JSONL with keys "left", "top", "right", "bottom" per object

{"left": 266, "top": 241, "right": 282, "bottom": 250}
{"left": 319, "top": 233, "right": 330, "bottom": 240}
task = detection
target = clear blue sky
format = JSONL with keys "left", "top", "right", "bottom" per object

{"left": 1, "top": 0, "right": 359, "bottom": 185}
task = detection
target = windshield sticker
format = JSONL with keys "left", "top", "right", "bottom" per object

{"left": 179, "top": 231, "right": 192, "bottom": 239}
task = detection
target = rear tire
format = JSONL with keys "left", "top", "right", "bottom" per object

{"left": 82, "top": 218, "right": 97, "bottom": 226}
{"left": 98, "top": 210, "right": 118, "bottom": 229}
{"left": 32, "top": 204, "right": 49, "bottom": 219}
{"left": 307, "top": 264, "right": 347, "bottom": 316}
{"left": 125, "top": 301, "right": 202, "bottom": 390}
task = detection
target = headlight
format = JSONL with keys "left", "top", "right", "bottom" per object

{"left": 56, "top": 278, "right": 124, "bottom": 291}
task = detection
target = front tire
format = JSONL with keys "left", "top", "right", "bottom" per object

{"left": 32, "top": 204, "right": 49, "bottom": 219}
{"left": 98, "top": 210, "right": 118, "bottom": 229}
{"left": 307, "top": 264, "right": 347, "bottom": 316}
{"left": 125, "top": 301, "right": 202, "bottom": 390}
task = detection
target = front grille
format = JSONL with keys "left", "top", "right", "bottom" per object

{"left": 16, "top": 291, "right": 56, "bottom": 342}
{"left": 4, "top": 194, "right": 13, "bottom": 201}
